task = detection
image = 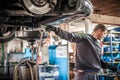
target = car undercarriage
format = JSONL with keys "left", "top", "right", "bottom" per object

{"left": 0, "top": 0, "right": 93, "bottom": 42}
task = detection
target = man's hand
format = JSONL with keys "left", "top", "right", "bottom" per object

{"left": 40, "top": 25, "right": 55, "bottom": 32}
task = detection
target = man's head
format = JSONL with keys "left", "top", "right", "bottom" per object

{"left": 92, "top": 24, "right": 107, "bottom": 40}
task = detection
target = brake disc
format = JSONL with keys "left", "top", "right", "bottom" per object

{"left": 21, "top": 0, "right": 57, "bottom": 15}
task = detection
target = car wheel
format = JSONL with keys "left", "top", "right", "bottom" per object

{"left": 21, "top": 0, "right": 57, "bottom": 15}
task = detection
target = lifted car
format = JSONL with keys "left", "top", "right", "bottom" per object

{"left": 0, "top": 0, "right": 93, "bottom": 42}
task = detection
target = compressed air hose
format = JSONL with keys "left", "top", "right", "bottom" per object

{"left": 13, "top": 59, "right": 36, "bottom": 80}
{"left": 13, "top": 29, "right": 44, "bottom": 80}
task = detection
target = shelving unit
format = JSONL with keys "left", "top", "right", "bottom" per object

{"left": 103, "top": 29, "right": 120, "bottom": 69}
{"left": 102, "top": 30, "right": 120, "bottom": 80}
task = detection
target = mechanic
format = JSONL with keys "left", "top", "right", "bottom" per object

{"left": 43, "top": 24, "right": 118, "bottom": 80}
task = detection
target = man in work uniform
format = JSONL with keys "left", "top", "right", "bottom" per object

{"left": 44, "top": 24, "right": 118, "bottom": 80}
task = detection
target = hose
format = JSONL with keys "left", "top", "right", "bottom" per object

{"left": 35, "top": 30, "right": 43, "bottom": 80}
{"left": 13, "top": 30, "right": 44, "bottom": 80}
{"left": 13, "top": 59, "right": 26, "bottom": 80}
{"left": 26, "top": 61, "right": 34, "bottom": 80}
{"left": 13, "top": 59, "right": 35, "bottom": 80}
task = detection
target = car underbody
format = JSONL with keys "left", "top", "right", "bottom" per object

{"left": 0, "top": 0, "right": 93, "bottom": 42}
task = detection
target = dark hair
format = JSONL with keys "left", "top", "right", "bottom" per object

{"left": 93, "top": 24, "right": 107, "bottom": 32}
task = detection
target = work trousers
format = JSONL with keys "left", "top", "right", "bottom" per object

{"left": 74, "top": 71, "right": 99, "bottom": 80}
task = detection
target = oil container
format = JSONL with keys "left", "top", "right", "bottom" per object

{"left": 37, "top": 65, "right": 59, "bottom": 80}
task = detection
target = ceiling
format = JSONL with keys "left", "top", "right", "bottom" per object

{"left": 92, "top": 0, "right": 120, "bottom": 17}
